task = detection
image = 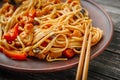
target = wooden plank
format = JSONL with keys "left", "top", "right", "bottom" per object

{"left": 93, "top": 0, "right": 120, "bottom": 8}
{"left": 93, "top": 0, "right": 120, "bottom": 31}
{"left": 108, "top": 12, "right": 120, "bottom": 30}
{"left": 89, "top": 51, "right": 120, "bottom": 80}
{"left": 0, "top": 66, "right": 118, "bottom": 80}
{"left": 88, "top": 71, "right": 116, "bottom": 80}
{"left": 0, "top": 68, "right": 76, "bottom": 80}
{"left": 106, "top": 31, "right": 120, "bottom": 54}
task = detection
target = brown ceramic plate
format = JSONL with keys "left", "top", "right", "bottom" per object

{"left": 0, "top": 0, "right": 113, "bottom": 73}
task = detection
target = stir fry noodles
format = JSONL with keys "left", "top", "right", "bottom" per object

{"left": 0, "top": 0, "right": 103, "bottom": 61}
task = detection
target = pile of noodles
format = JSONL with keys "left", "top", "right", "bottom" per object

{"left": 0, "top": 0, "right": 103, "bottom": 61}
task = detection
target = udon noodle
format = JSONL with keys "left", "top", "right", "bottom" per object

{"left": 0, "top": 0, "right": 103, "bottom": 61}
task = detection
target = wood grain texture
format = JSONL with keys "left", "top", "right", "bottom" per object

{"left": 0, "top": 0, "right": 120, "bottom": 80}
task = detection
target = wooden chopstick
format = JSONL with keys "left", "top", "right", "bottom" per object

{"left": 76, "top": 24, "right": 91, "bottom": 80}
{"left": 81, "top": 32, "right": 91, "bottom": 80}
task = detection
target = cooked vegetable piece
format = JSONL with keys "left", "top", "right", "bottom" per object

{"left": 4, "top": 23, "right": 19, "bottom": 41}
{"left": 63, "top": 48, "right": 76, "bottom": 58}
{"left": 28, "top": 9, "right": 36, "bottom": 18}
{"left": 41, "top": 41, "right": 48, "bottom": 47}
{"left": 4, "top": 0, "right": 23, "bottom": 5}
{"left": 80, "top": 9, "right": 85, "bottom": 15}
{"left": 33, "top": 47, "right": 41, "bottom": 54}
{"left": 1, "top": 46, "right": 27, "bottom": 60}
{"left": 72, "top": 30, "right": 82, "bottom": 37}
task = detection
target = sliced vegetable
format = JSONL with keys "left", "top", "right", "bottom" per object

{"left": 6, "top": 0, "right": 23, "bottom": 6}
{"left": 41, "top": 41, "right": 48, "bottom": 47}
{"left": 36, "top": 10, "right": 43, "bottom": 17}
{"left": 54, "top": 0, "right": 60, "bottom": 4}
{"left": 63, "top": 48, "right": 76, "bottom": 58}
{"left": 67, "top": 0, "right": 73, "bottom": 3}
{"left": 3, "top": 47, "right": 27, "bottom": 60}
{"left": 80, "top": 9, "right": 85, "bottom": 15}
{"left": 24, "top": 23, "right": 34, "bottom": 33}
{"left": 33, "top": 47, "right": 41, "bottom": 54}
{"left": 4, "top": 23, "right": 19, "bottom": 41}
{"left": 28, "top": 9, "right": 36, "bottom": 18}
{"left": 72, "top": 30, "right": 82, "bottom": 37}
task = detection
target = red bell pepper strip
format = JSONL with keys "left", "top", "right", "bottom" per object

{"left": 2, "top": 47, "right": 27, "bottom": 60}
{"left": 4, "top": 23, "right": 19, "bottom": 41}
{"left": 63, "top": 48, "right": 76, "bottom": 58}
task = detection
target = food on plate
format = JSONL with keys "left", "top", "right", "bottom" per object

{"left": 0, "top": 0, "right": 103, "bottom": 61}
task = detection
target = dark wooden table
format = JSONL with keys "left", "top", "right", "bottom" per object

{"left": 0, "top": 0, "right": 120, "bottom": 80}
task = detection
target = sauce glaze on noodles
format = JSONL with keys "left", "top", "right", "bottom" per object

{"left": 0, "top": 0, "right": 103, "bottom": 61}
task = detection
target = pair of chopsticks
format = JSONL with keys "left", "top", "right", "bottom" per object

{"left": 76, "top": 24, "right": 92, "bottom": 80}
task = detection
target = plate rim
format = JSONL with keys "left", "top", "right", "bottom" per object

{"left": 86, "top": 0, "right": 113, "bottom": 60}
{"left": 0, "top": 0, "right": 113, "bottom": 73}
